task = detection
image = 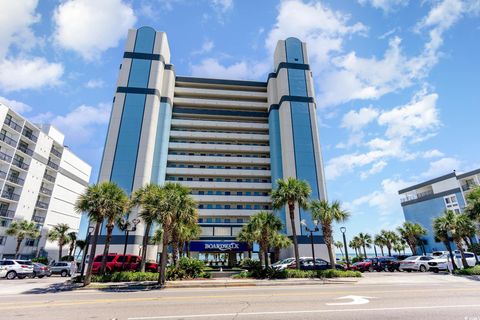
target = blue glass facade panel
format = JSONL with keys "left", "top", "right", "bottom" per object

{"left": 134, "top": 27, "right": 156, "bottom": 54}
{"left": 128, "top": 59, "right": 151, "bottom": 88}
{"left": 110, "top": 93, "right": 146, "bottom": 193}
{"left": 287, "top": 69, "right": 307, "bottom": 96}
{"left": 151, "top": 102, "right": 172, "bottom": 185}
{"left": 285, "top": 38, "right": 304, "bottom": 63}
{"left": 268, "top": 109, "right": 286, "bottom": 232}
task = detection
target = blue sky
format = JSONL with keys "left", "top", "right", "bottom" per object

{"left": 1, "top": 0, "right": 479, "bottom": 246}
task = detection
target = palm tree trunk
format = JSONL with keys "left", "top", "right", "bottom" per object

{"left": 84, "top": 222, "right": 101, "bottom": 286}
{"left": 408, "top": 239, "right": 417, "bottom": 255}
{"left": 362, "top": 245, "right": 367, "bottom": 258}
{"left": 100, "top": 225, "right": 114, "bottom": 274}
{"left": 15, "top": 238, "right": 22, "bottom": 259}
{"left": 445, "top": 240, "right": 457, "bottom": 270}
{"left": 248, "top": 244, "right": 252, "bottom": 259}
{"left": 140, "top": 223, "right": 151, "bottom": 272}
{"left": 288, "top": 204, "right": 300, "bottom": 270}
{"left": 457, "top": 242, "right": 469, "bottom": 268}
{"left": 387, "top": 245, "right": 391, "bottom": 257}
{"left": 263, "top": 245, "right": 269, "bottom": 268}
{"left": 158, "top": 228, "right": 170, "bottom": 286}
{"left": 58, "top": 244, "right": 63, "bottom": 262}
{"left": 380, "top": 246, "right": 384, "bottom": 256}
{"left": 172, "top": 241, "right": 179, "bottom": 266}
{"left": 373, "top": 246, "right": 378, "bottom": 257}
{"left": 324, "top": 227, "right": 335, "bottom": 269}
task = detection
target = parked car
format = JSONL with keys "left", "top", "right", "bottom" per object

{"left": 91, "top": 254, "right": 158, "bottom": 274}
{"left": 32, "top": 263, "right": 52, "bottom": 278}
{"left": 348, "top": 258, "right": 375, "bottom": 272}
{"left": 399, "top": 255, "right": 434, "bottom": 272}
{"left": 428, "top": 252, "right": 477, "bottom": 272}
{"left": 271, "top": 258, "right": 296, "bottom": 270}
{"left": 50, "top": 262, "right": 73, "bottom": 277}
{"left": 0, "top": 259, "right": 34, "bottom": 279}
{"left": 375, "top": 257, "right": 401, "bottom": 272}
{"left": 286, "top": 258, "right": 345, "bottom": 271}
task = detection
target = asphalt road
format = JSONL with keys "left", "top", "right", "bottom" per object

{"left": 1, "top": 273, "right": 479, "bottom": 320}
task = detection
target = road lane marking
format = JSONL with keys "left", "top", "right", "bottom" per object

{"left": 127, "top": 304, "right": 480, "bottom": 319}
{"left": 326, "top": 295, "right": 375, "bottom": 305}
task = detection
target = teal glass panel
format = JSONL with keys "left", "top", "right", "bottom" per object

{"left": 285, "top": 38, "right": 304, "bottom": 64}
{"left": 151, "top": 102, "right": 172, "bottom": 184}
{"left": 287, "top": 69, "right": 307, "bottom": 96}
{"left": 128, "top": 59, "right": 151, "bottom": 88}
{"left": 134, "top": 27, "right": 156, "bottom": 54}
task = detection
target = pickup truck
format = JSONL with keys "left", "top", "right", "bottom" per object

{"left": 91, "top": 254, "right": 158, "bottom": 274}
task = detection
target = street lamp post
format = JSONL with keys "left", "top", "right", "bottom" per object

{"left": 340, "top": 227, "right": 350, "bottom": 269}
{"left": 301, "top": 219, "right": 319, "bottom": 265}
{"left": 80, "top": 226, "right": 95, "bottom": 278}
{"left": 120, "top": 218, "right": 140, "bottom": 270}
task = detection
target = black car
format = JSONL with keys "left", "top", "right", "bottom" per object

{"left": 375, "top": 257, "right": 400, "bottom": 272}
{"left": 297, "top": 258, "right": 345, "bottom": 271}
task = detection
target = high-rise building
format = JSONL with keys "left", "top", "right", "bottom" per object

{"left": 398, "top": 169, "right": 479, "bottom": 254}
{"left": 0, "top": 104, "right": 91, "bottom": 260}
{"left": 96, "top": 26, "right": 328, "bottom": 261}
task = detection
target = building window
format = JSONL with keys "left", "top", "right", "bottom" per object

{"left": 237, "top": 218, "right": 243, "bottom": 223}
{"left": 214, "top": 227, "right": 231, "bottom": 236}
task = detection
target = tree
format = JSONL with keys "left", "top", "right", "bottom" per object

{"left": 47, "top": 223, "right": 71, "bottom": 261}
{"left": 433, "top": 211, "right": 457, "bottom": 270}
{"left": 271, "top": 233, "right": 292, "bottom": 263}
{"left": 271, "top": 177, "right": 311, "bottom": 269}
{"left": 6, "top": 220, "right": 40, "bottom": 259}
{"left": 374, "top": 234, "right": 386, "bottom": 256}
{"left": 249, "top": 211, "right": 283, "bottom": 268}
{"left": 67, "top": 232, "right": 77, "bottom": 258}
{"left": 465, "top": 186, "right": 480, "bottom": 222}
{"left": 237, "top": 224, "right": 255, "bottom": 259}
{"left": 349, "top": 237, "right": 361, "bottom": 257}
{"left": 75, "top": 240, "right": 86, "bottom": 259}
{"left": 397, "top": 222, "right": 426, "bottom": 256}
{"left": 334, "top": 241, "right": 344, "bottom": 259}
{"left": 380, "top": 230, "right": 398, "bottom": 257}
{"left": 131, "top": 184, "right": 160, "bottom": 272}
{"left": 310, "top": 200, "right": 350, "bottom": 268}
{"left": 171, "top": 219, "right": 200, "bottom": 263}
{"left": 452, "top": 213, "right": 477, "bottom": 268}
{"left": 357, "top": 232, "right": 372, "bottom": 258}
{"left": 75, "top": 182, "right": 129, "bottom": 285}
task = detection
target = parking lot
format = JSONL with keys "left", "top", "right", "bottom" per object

{"left": 0, "top": 274, "right": 72, "bottom": 295}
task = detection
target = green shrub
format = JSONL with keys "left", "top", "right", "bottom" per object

{"left": 318, "top": 269, "right": 361, "bottom": 278}
{"left": 351, "top": 256, "right": 365, "bottom": 263}
{"left": 31, "top": 257, "right": 49, "bottom": 265}
{"left": 240, "top": 258, "right": 262, "bottom": 271}
{"left": 178, "top": 257, "right": 205, "bottom": 278}
{"left": 232, "top": 271, "right": 251, "bottom": 279}
{"left": 454, "top": 265, "right": 480, "bottom": 276}
{"left": 90, "top": 272, "right": 159, "bottom": 283}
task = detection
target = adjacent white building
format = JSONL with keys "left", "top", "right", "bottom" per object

{"left": 0, "top": 103, "right": 92, "bottom": 260}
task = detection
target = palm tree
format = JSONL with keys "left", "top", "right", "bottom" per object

{"left": 75, "top": 240, "right": 86, "bottom": 260}
{"left": 349, "top": 237, "right": 361, "bottom": 257}
{"left": 334, "top": 241, "right": 344, "bottom": 259}
{"left": 357, "top": 233, "right": 372, "bottom": 258}
{"left": 237, "top": 223, "right": 255, "bottom": 259}
{"left": 397, "top": 222, "right": 426, "bottom": 255}
{"left": 6, "top": 220, "right": 40, "bottom": 259}
{"left": 465, "top": 186, "right": 480, "bottom": 221}
{"left": 271, "top": 233, "right": 292, "bottom": 263}
{"left": 180, "top": 223, "right": 201, "bottom": 258}
{"left": 171, "top": 219, "right": 200, "bottom": 263}
{"left": 374, "top": 234, "right": 386, "bottom": 256}
{"left": 47, "top": 223, "right": 70, "bottom": 261}
{"left": 75, "top": 182, "right": 129, "bottom": 285}
{"left": 249, "top": 211, "right": 283, "bottom": 268}
{"left": 310, "top": 200, "right": 350, "bottom": 268}
{"left": 271, "top": 177, "right": 311, "bottom": 269}
{"left": 131, "top": 184, "right": 160, "bottom": 272}
{"left": 380, "top": 230, "right": 398, "bottom": 257}
{"left": 451, "top": 213, "right": 477, "bottom": 268}
{"left": 433, "top": 211, "right": 457, "bottom": 270}
{"left": 67, "top": 232, "right": 77, "bottom": 259}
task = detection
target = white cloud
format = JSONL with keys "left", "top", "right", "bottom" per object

{"left": 0, "top": 96, "right": 33, "bottom": 114}
{"left": 341, "top": 106, "right": 379, "bottom": 131}
{"left": 0, "top": 58, "right": 63, "bottom": 92}
{"left": 422, "top": 149, "right": 445, "bottom": 158}
{"left": 192, "top": 40, "right": 215, "bottom": 55}
{"left": 265, "top": 0, "right": 367, "bottom": 64}
{"left": 421, "top": 157, "right": 461, "bottom": 178}
{"left": 0, "top": 0, "right": 40, "bottom": 59}
{"left": 360, "top": 160, "right": 388, "bottom": 179}
{"left": 31, "top": 103, "right": 111, "bottom": 145}
{"left": 85, "top": 79, "right": 105, "bottom": 89}
{"left": 53, "top": 0, "right": 137, "bottom": 60}
{"left": 357, "top": 0, "right": 409, "bottom": 12}
{"left": 190, "top": 58, "right": 270, "bottom": 80}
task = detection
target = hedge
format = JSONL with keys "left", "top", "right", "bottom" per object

{"left": 232, "top": 268, "right": 361, "bottom": 279}
{"left": 454, "top": 265, "right": 480, "bottom": 276}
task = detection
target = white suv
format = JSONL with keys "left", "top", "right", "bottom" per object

{"left": 428, "top": 252, "right": 477, "bottom": 272}
{"left": 0, "top": 260, "right": 34, "bottom": 279}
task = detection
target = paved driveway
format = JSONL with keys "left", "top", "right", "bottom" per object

{"left": 0, "top": 275, "right": 71, "bottom": 295}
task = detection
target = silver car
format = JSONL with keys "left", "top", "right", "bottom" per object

{"left": 50, "top": 262, "right": 72, "bottom": 277}
{"left": 399, "top": 255, "right": 434, "bottom": 272}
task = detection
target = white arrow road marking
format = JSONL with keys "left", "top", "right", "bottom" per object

{"left": 326, "top": 295, "right": 375, "bottom": 306}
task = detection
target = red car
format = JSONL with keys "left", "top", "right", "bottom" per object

{"left": 349, "top": 259, "right": 375, "bottom": 272}
{"left": 91, "top": 254, "right": 158, "bottom": 274}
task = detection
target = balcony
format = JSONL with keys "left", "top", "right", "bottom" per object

{"left": 0, "top": 151, "right": 12, "bottom": 163}
{"left": 22, "top": 129, "right": 38, "bottom": 142}
{"left": 43, "top": 172, "right": 56, "bottom": 183}
{"left": 0, "top": 208, "right": 15, "bottom": 218}
{"left": 4, "top": 117, "right": 22, "bottom": 132}
{"left": 47, "top": 160, "right": 59, "bottom": 170}
{"left": 35, "top": 200, "right": 49, "bottom": 209}
{"left": 0, "top": 132, "right": 17, "bottom": 147}
{"left": 18, "top": 145, "right": 34, "bottom": 156}
{"left": 51, "top": 147, "right": 62, "bottom": 158}
{"left": 0, "top": 170, "right": 6, "bottom": 179}
{"left": 400, "top": 190, "right": 434, "bottom": 203}
{"left": 32, "top": 215, "right": 45, "bottom": 223}
{"left": 39, "top": 187, "right": 52, "bottom": 196}
{"left": 1, "top": 191, "right": 20, "bottom": 201}
{"left": 11, "top": 158, "right": 29, "bottom": 170}
{"left": 7, "top": 174, "right": 24, "bottom": 185}
{"left": 461, "top": 182, "right": 478, "bottom": 192}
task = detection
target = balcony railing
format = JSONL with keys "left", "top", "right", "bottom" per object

{"left": 18, "top": 146, "right": 33, "bottom": 156}
{"left": 22, "top": 129, "right": 38, "bottom": 142}
{"left": 36, "top": 200, "right": 49, "bottom": 209}
{"left": 1, "top": 191, "right": 20, "bottom": 201}
{"left": 39, "top": 187, "right": 52, "bottom": 196}
{"left": 47, "top": 160, "right": 59, "bottom": 170}
{"left": 32, "top": 215, "right": 45, "bottom": 223}
{"left": 0, "top": 132, "right": 17, "bottom": 147}
{"left": 0, "top": 151, "right": 12, "bottom": 163}
{"left": 7, "top": 174, "right": 25, "bottom": 185}
{"left": 400, "top": 190, "right": 434, "bottom": 203}
{"left": 51, "top": 147, "right": 62, "bottom": 158}
{"left": 4, "top": 117, "right": 22, "bottom": 132}
{"left": 11, "top": 158, "right": 29, "bottom": 170}
{"left": 461, "top": 183, "right": 478, "bottom": 192}
{"left": 0, "top": 208, "right": 15, "bottom": 218}
{"left": 43, "top": 172, "right": 56, "bottom": 183}
{"left": 0, "top": 170, "right": 6, "bottom": 179}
